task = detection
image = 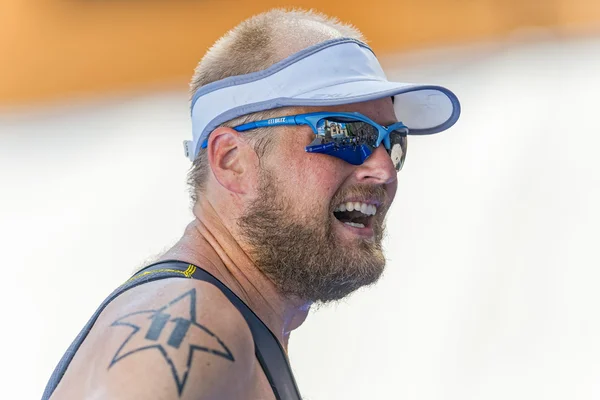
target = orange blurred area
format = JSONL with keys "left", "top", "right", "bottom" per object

{"left": 2, "top": 0, "right": 600, "bottom": 106}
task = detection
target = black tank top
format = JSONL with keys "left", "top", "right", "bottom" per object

{"left": 41, "top": 261, "right": 302, "bottom": 400}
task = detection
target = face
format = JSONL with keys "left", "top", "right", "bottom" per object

{"left": 237, "top": 98, "right": 399, "bottom": 302}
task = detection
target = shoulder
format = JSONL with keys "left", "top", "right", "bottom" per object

{"left": 52, "top": 277, "right": 256, "bottom": 400}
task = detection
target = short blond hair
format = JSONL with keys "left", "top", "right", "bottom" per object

{"left": 187, "top": 8, "right": 366, "bottom": 201}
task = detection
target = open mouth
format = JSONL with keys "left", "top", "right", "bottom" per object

{"left": 332, "top": 201, "right": 377, "bottom": 229}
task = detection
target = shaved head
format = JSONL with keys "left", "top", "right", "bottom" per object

{"left": 190, "top": 9, "right": 365, "bottom": 96}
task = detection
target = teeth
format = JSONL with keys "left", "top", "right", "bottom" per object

{"left": 334, "top": 201, "right": 378, "bottom": 216}
{"left": 360, "top": 203, "right": 368, "bottom": 214}
{"left": 344, "top": 222, "right": 365, "bottom": 228}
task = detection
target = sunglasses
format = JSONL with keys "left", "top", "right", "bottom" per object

{"left": 202, "top": 112, "right": 409, "bottom": 171}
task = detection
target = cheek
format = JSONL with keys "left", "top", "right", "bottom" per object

{"left": 273, "top": 144, "right": 345, "bottom": 212}
{"left": 388, "top": 180, "right": 398, "bottom": 202}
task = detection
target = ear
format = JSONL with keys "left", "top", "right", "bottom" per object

{"left": 207, "top": 127, "right": 257, "bottom": 194}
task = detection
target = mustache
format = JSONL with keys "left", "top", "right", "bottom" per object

{"left": 330, "top": 185, "right": 389, "bottom": 211}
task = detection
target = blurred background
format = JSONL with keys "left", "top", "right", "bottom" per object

{"left": 2, "top": 1, "right": 600, "bottom": 399}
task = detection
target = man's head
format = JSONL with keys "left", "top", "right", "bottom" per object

{"left": 185, "top": 9, "right": 460, "bottom": 303}
{"left": 187, "top": 9, "right": 366, "bottom": 199}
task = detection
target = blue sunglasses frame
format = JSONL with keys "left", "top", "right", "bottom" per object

{"left": 200, "top": 111, "right": 408, "bottom": 168}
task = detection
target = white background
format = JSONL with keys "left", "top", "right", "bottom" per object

{"left": 1, "top": 35, "right": 599, "bottom": 399}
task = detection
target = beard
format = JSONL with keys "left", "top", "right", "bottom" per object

{"left": 237, "top": 168, "right": 389, "bottom": 303}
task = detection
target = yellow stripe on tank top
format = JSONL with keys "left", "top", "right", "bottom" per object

{"left": 123, "top": 264, "right": 197, "bottom": 286}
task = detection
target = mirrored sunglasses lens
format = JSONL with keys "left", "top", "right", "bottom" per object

{"left": 315, "top": 118, "right": 379, "bottom": 146}
{"left": 389, "top": 132, "right": 407, "bottom": 171}
{"left": 310, "top": 118, "right": 407, "bottom": 171}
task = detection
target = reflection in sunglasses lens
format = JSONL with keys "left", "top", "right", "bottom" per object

{"left": 314, "top": 118, "right": 408, "bottom": 172}
{"left": 316, "top": 119, "right": 379, "bottom": 145}
{"left": 390, "top": 143, "right": 404, "bottom": 171}
{"left": 388, "top": 132, "right": 407, "bottom": 171}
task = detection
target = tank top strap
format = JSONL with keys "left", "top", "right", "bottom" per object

{"left": 138, "top": 261, "right": 302, "bottom": 400}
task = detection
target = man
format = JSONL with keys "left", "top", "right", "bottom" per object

{"left": 43, "top": 8, "right": 460, "bottom": 400}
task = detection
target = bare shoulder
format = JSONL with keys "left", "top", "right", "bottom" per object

{"left": 51, "top": 278, "right": 256, "bottom": 400}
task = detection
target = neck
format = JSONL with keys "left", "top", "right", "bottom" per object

{"left": 158, "top": 203, "right": 311, "bottom": 349}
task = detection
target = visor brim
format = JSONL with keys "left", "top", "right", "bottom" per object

{"left": 290, "top": 81, "right": 461, "bottom": 135}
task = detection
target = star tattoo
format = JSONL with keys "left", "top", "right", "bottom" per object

{"left": 108, "top": 289, "right": 235, "bottom": 396}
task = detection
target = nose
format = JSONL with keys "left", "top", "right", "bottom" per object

{"left": 354, "top": 145, "right": 397, "bottom": 185}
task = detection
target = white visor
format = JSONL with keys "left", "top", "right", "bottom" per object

{"left": 185, "top": 38, "right": 461, "bottom": 161}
